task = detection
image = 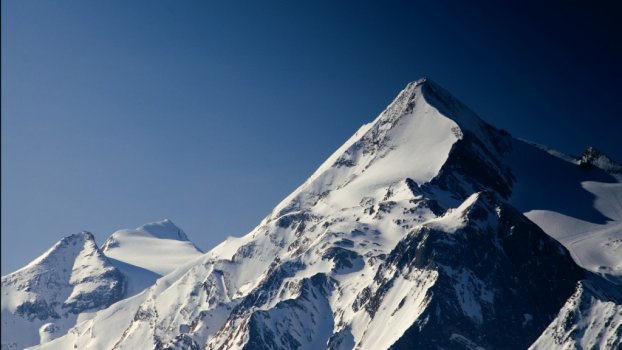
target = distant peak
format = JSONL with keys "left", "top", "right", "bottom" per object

{"left": 579, "top": 146, "right": 622, "bottom": 177}
{"left": 103, "top": 219, "right": 192, "bottom": 249}
{"left": 581, "top": 146, "right": 618, "bottom": 164}
{"left": 70, "top": 230, "right": 94, "bottom": 241}
{"left": 13, "top": 231, "right": 103, "bottom": 274}
{"left": 138, "top": 219, "right": 189, "bottom": 241}
{"left": 55, "top": 231, "right": 96, "bottom": 249}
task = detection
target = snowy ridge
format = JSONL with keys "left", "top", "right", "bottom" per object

{"left": 6, "top": 79, "right": 621, "bottom": 349}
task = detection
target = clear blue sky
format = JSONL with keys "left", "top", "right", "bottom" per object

{"left": 2, "top": 0, "right": 621, "bottom": 274}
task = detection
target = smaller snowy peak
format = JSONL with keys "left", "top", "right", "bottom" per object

{"left": 102, "top": 220, "right": 203, "bottom": 277}
{"left": 1, "top": 231, "right": 124, "bottom": 350}
{"left": 2, "top": 230, "right": 124, "bottom": 315}
{"left": 579, "top": 146, "right": 622, "bottom": 179}
{"left": 12, "top": 231, "right": 98, "bottom": 275}
{"left": 531, "top": 278, "right": 622, "bottom": 349}
{"left": 103, "top": 219, "right": 190, "bottom": 247}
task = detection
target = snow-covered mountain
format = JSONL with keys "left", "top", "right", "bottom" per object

{"left": 1, "top": 220, "right": 202, "bottom": 350}
{"left": 3, "top": 78, "right": 621, "bottom": 349}
{"left": 1, "top": 232, "right": 124, "bottom": 350}
{"left": 102, "top": 219, "right": 204, "bottom": 296}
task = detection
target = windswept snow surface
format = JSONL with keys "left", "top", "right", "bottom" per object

{"left": 8, "top": 79, "right": 621, "bottom": 349}
{"left": 102, "top": 219, "right": 204, "bottom": 294}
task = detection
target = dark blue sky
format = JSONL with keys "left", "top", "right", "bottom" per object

{"left": 2, "top": 0, "right": 621, "bottom": 273}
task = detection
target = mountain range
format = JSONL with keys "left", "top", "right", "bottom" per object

{"left": 2, "top": 78, "right": 621, "bottom": 349}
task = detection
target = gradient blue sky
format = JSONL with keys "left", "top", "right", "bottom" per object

{"left": 2, "top": 0, "right": 621, "bottom": 274}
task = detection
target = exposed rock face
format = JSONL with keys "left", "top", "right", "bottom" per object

{"left": 387, "top": 193, "right": 584, "bottom": 349}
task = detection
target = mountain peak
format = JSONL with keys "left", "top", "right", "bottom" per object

{"left": 270, "top": 78, "right": 502, "bottom": 220}
{"left": 1, "top": 232, "right": 124, "bottom": 349}
{"left": 19, "top": 231, "right": 98, "bottom": 273}
{"left": 372, "top": 77, "right": 490, "bottom": 154}
{"left": 404, "top": 76, "right": 430, "bottom": 89}
{"left": 579, "top": 146, "right": 622, "bottom": 178}
{"left": 102, "top": 219, "right": 190, "bottom": 249}
{"left": 101, "top": 220, "right": 203, "bottom": 276}
{"left": 60, "top": 230, "right": 95, "bottom": 244}
{"left": 137, "top": 219, "right": 189, "bottom": 241}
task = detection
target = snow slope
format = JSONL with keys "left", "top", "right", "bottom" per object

{"left": 508, "top": 140, "right": 622, "bottom": 281}
{"left": 102, "top": 219, "right": 203, "bottom": 276}
{"left": 102, "top": 219, "right": 204, "bottom": 295}
{"left": 14, "top": 78, "right": 622, "bottom": 349}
